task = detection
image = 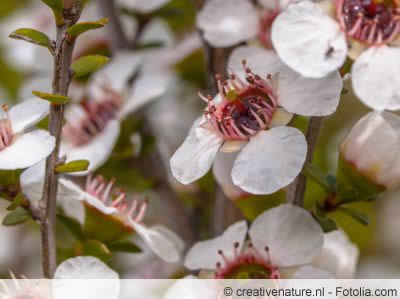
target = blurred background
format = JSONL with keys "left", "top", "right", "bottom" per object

{"left": 0, "top": 0, "right": 399, "bottom": 279}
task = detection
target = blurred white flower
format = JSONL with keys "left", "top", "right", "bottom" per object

{"left": 0, "top": 99, "right": 54, "bottom": 170}
{"left": 184, "top": 204, "right": 331, "bottom": 278}
{"left": 340, "top": 111, "right": 400, "bottom": 190}
{"left": 197, "top": 0, "right": 296, "bottom": 48}
{"left": 356, "top": 257, "right": 400, "bottom": 278}
{"left": 117, "top": 0, "right": 170, "bottom": 14}
{"left": 312, "top": 230, "right": 359, "bottom": 278}
{"left": 272, "top": 0, "right": 400, "bottom": 110}
{"left": 170, "top": 46, "right": 342, "bottom": 195}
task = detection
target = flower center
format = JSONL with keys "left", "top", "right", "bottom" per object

{"left": 0, "top": 117, "right": 13, "bottom": 152}
{"left": 215, "top": 243, "right": 280, "bottom": 279}
{"left": 201, "top": 61, "right": 278, "bottom": 141}
{"left": 337, "top": 0, "right": 400, "bottom": 44}
{"left": 85, "top": 175, "right": 148, "bottom": 223}
{"left": 63, "top": 86, "right": 123, "bottom": 146}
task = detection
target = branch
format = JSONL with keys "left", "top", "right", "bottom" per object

{"left": 40, "top": 2, "right": 82, "bottom": 278}
{"left": 288, "top": 116, "right": 324, "bottom": 206}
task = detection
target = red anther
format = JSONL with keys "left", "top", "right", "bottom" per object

{"left": 241, "top": 59, "right": 247, "bottom": 65}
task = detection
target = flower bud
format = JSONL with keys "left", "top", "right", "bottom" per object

{"left": 339, "top": 112, "right": 400, "bottom": 196}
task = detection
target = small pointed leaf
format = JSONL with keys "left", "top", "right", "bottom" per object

{"left": 55, "top": 160, "right": 89, "bottom": 173}
{"left": 57, "top": 214, "right": 85, "bottom": 241}
{"left": 2, "top": 207, "right": 31, "bottom": 226}
{"left": 83, "top": 240, "right": 112, "bottom": 262}
{"left": 66, "top": 18, "right": 109, "bottom": 37}
{"left": 71, "top": 55, "right": 110, "bottom": 78}
{"left": 33, "top": 91, "right": 69, "bottom": 104}
{"left": 41, "top": 0, "right": 63, "bottom": 11}
{"left": 305, "top": 164, "right": 334, "bottom": 192}
{"left": 7, "top": 193, "right": 24, "bottom": 211}
{"left": 338, "top": 207, "right": 369, "bottom": 226}
{"left": 107, "top": 240, "right": 142, "bottom": 253}
{"left": 9, "top": 28, "right": 52, "bottom": 49}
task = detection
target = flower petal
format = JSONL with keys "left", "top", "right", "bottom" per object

{"left": 62, "top": 120, "right": 120, "bottom": 175}
{"left": 8, "top": 98, "right": 50, "bottom": 133}
{"left": 120, "top": 71, "right": 171, "bottom": 119}
{"left": 232, "top": 127, "right": 307, "bottom": 195}
{"left": 170, "top": 118, "right": 223, "bottom": 185}
{"left": 228, "top": 46, "right": 343, "bottom": 116}
{"left": 197, "top": 0, "right": 258, "bottom": 47}
{"left": 272, "top": 1, "right": 347, "bottom": 78}
{"left": 53, "top": 256, "right": 120, "bottom": 299}
{"left": 184, "top": 220, "right": 248, "bottom": 270}
{"left": 352, "top": 46, "right": 400, "bottom": 111}
{"left": 249, "top": 204, "right": 323, "bottom": 267}
{"left": 259, "top": 0, "right": 299, "bottom": 10}
{"left": 312, "top": 230, "right": 359, "bottom": 278}
{"left": 212, "top": 152, "right": 247, "bottom": 199}
{"left": 291, "top": 265, "right": 335, "bottom": 279}
{"left": 0, "top": 130, "right": 55, "bottom": 170}
{"left": 117, "top": 0, "right": 169, "bottom": 13}
{"left": 129, "top": 222, "right": 182, "bottom": 263}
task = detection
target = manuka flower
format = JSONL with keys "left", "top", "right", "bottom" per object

{"left": 197, "top": 0, "right": 297, "bottom": 48}
{"left": 272, "top": 0, "right": 400, "bottom": 110}
{"left": 170, "top": 46, "right": 342, "bottom": 195}
{"left": 0, "top": 99, "right": 54, "bottom": 170}
{"left": 184, "top": 204, "right": 331, "bottom": 279}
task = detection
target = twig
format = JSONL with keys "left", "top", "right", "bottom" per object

{"left": 40, "top": 2, "right": 82, "bottom": 278}
{"left": 288, "top": 116, "right": 324, "bottom": 206}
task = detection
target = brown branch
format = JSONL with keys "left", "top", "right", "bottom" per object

{"left": 288, "top": 116, "right": 324, "bottom": 207}
{"left": 40, "top": 2, "right": 82, "bottom": 278}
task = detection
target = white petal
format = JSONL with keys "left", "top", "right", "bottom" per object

{"left": 151, "top": 225, "right": 185, "bottom": 253}
{"left": 352, "top": 46, "right": 400, "bottom": 111}
{"left": 272, "top": 1, "right": 347, "bottom": 78}
{"left": 62, "top": 120, "right": 120, "bottom": 175}
{"left": 184, "top": 221, "right": 247, "bottom": 270}
{"left": 164, "top": 277, "right": 218, "bottom": 299}
{"left": 120, "top": 71, "right": 171, "bottom": 119}
{"left": 312, "top": 230, "right": 359, "bottom": 278}
{"left": 212, "top": 152, "right": 247, "bottom": 199}
{"left": 53, "top": 256, "right": 119, "bottom": 299}
{"left": 8, "top": 98, "right": 50, "bottom": 133}
{"left": 170, "top": 118, "right": 223, "bottom": 185}
{"left": 232, "top": 127, "right": 307, "bottom": 195}
{"left": 0, "top": 130, "right": 55, "bottom": 170}
{"left": 117, "top": 0, "right": 169, "bottom": 13}
{"left": 89, "top": 51, "right": 141, "bottom": 98}
{"left": 129, "top": 222, "right": 182, "bottom": 263}
{"left": 196, "top": 0, "right": 259, "bottom": 47}
{"left": 20, "top": 161, "right": 46, "bottom": 203}
{"left": 291, "top": 266, "right": 335, "bottom": 279}
{"left": 228, "top": 46, "right": 343, "bottom": 116}
{"left": 249, "top": 204, "right": 323, "bottom": 267}
{"left": 259, "top": 0, "right": 296, "bottom": 10}
{"left": 19, "top": 75, "right": 52, "bottom": 100}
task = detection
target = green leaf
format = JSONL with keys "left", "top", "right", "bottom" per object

{"left": 2, "top": 207, "right": 31, "bottom": 226}
{"left": 107, "top": 240, "right": 142, "bottom": 253}
{"left": 9, "top": 28, "right": 52, "bottom": 49}
{"left": 66, "top": 18, "right": 109, "bottom": 37}
{"left": 83, "top": 240, "right": 112, "bottom": 262}
{"left": 41, "top": 0, "right": 63, "bottom": 11}
{"left": 57, "top": 214, "right": 85, "bottom": 241}
{"left": 315, "top": 215, "right": 338, "bottom": 233}
{"left": 33, "top": 91, "right": 69, "bottom": 104}
{"left": 305, "top": 164, "right": 333, "bottom": 192}
{"left": 338, "top": 207, "right": 370, "bottom": 226}
{"left": 71, "top": 55, "right": 110, "bottom": 78}
{"left": 7, "top": 193, "right": 24, "bottom": 211}
{"left": 135, "top": 41, "right": 164, "bottom": 50}
{"left": 55, "top": 160, "right": 89, "bottom": 173}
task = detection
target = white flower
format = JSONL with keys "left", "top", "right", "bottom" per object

{"left": 340, "top": 111, "right": 400, "bottom": 189}
{"left": 272, "top": 0, "right": 400, "bottom": 110}
{"left": 117, "top": 0, "right": 170, "bottom": 13}
{"left": 184, "top": 204, "right": 331, "bottom": 278}
{"left": 312, "top": 230, "right": 359, "bottom": 278}
{"left": 170, "top": 46, "right": 342, "bottom": 195}
{"left": 196, "top": 0, "right": 296, "bottom": 48}
{"left": 0, "top": 99, "right": 54, "bottom": 170}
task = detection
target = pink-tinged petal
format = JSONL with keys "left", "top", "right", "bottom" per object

{"left": 0, "top": 130, "right": 55, "bottom": 170}
{"left": 197, "top": 0, "right": 259, "bottom": 47}
{"left": 249, "top": 204, "right": 323, "bottom": 268}
{"left": 232, "top": 127, "right": 306, "bottom": 195}
{"left": 8, "top": 98, "right": 50, "bottom": 133}
{"left": 272, "top": 1, "right": 347, "bottom": 78}
{"left": 352, "top": 46, "right": 400, "bottom": 111}
{"left": 170, "top": 117, "right": 223, "bottom": 185}
{"left": 184, "top": 221, "right": 247, "bottom": 270}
